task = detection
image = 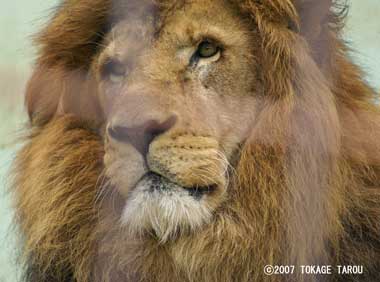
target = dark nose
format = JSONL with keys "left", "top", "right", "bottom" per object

{"left": 107, "top": 115, "right": 177, "bottom": 156}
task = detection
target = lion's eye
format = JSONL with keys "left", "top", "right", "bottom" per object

{"left": 101, "top": 59, "right": 126, "bottom": 83}
{"left": 197, "top": 41, "right": 220, "bottom": 58}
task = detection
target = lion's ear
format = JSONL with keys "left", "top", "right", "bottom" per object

{"left": 26, "top": 65, "right": 103, "bottom": 126}
{"left": 25, "top": 0, "right": 111, "bottom": 126}
{"left": 292, "top": 0, "right": 335, "bottom": 64}
{"left": 294, "top": 0, "right": 332, "bottom": 40}
{"left": 26, "top": 66, "right": 61, "bottom": 126}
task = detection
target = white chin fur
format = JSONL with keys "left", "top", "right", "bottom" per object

{"left": 121, "top": 182, "right": 212, "bottom": 243}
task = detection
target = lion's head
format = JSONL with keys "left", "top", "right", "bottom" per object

{"left": 13, "top": 0, "right": 380, "bottom": 282}
{"left": 100, "top": 0, "right": 262, "bottom": 241}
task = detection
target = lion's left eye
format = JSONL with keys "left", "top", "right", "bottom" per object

{"left": 196, "top": 41, "right": 220, "bottom": 58}
{"left": 101, "top": 59, "right": 126, "bottom": 83}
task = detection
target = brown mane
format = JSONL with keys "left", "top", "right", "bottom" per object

{"left": 12, "top": 1, "right": 380, "bottom": 281}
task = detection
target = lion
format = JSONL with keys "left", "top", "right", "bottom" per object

{"left": 11, "top": 0, "right": 380, "bottom": 281}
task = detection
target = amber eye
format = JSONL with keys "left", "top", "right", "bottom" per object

{"left": 101, "top": 59, "right": 126, "bottom": 83}
{"left": 197, "top": 41, "right": 220, "bottom": 58}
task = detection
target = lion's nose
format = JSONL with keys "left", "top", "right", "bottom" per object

{"left": 107, "top": 115, "right": 177, "bottom": 156}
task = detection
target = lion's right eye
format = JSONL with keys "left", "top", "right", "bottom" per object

{"left": 101, "top": 59, "right": 127, "bottom": 83}
{"left": 189, "top": 39, "right": 222, "bottom": 66}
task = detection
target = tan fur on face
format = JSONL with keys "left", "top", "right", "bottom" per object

{"left": 148, "top": 133, "right": 227, "bottom": 188}
{"left": 11, "top": 0, "right": 380, "bottom": 282}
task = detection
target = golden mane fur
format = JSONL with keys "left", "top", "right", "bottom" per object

{"left": 12, "top": 0, "right": 380, "bottom": 281}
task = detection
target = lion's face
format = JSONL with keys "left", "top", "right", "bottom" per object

{"left": 96, "top": 0, "right": 260, "bottom": 241}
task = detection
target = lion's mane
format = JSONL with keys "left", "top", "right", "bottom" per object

{"left": 12, "top": 1, "right": 380, "bottom": 282}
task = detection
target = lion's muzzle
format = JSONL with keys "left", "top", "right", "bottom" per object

{"left": 106, "top": 95, "right": 227, "bottom": 193}
{"left": 147, "top": 134, "right": 226, "bottom": 190}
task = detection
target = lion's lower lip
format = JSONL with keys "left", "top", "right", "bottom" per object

{"left": 141, "top": 172, "right": 217, "bottom": 199}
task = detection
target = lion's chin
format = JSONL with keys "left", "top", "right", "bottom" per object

{"left": 120, "top": 172, "right": 215, "bottom": 242}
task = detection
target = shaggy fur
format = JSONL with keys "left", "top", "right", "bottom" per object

{"left": 12, "top": 0, "right": 380, "bottom": 282}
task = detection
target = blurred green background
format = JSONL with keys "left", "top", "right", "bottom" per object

{"left": 0, "top": 1, "right": 379, "bottom": 281}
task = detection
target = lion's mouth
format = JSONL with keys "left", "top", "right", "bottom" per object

{"left": 121, "top": 171, "right": 218, "bottom": 242}
{"left": 138, "top": 172, "right": 218, "bottom": 199}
